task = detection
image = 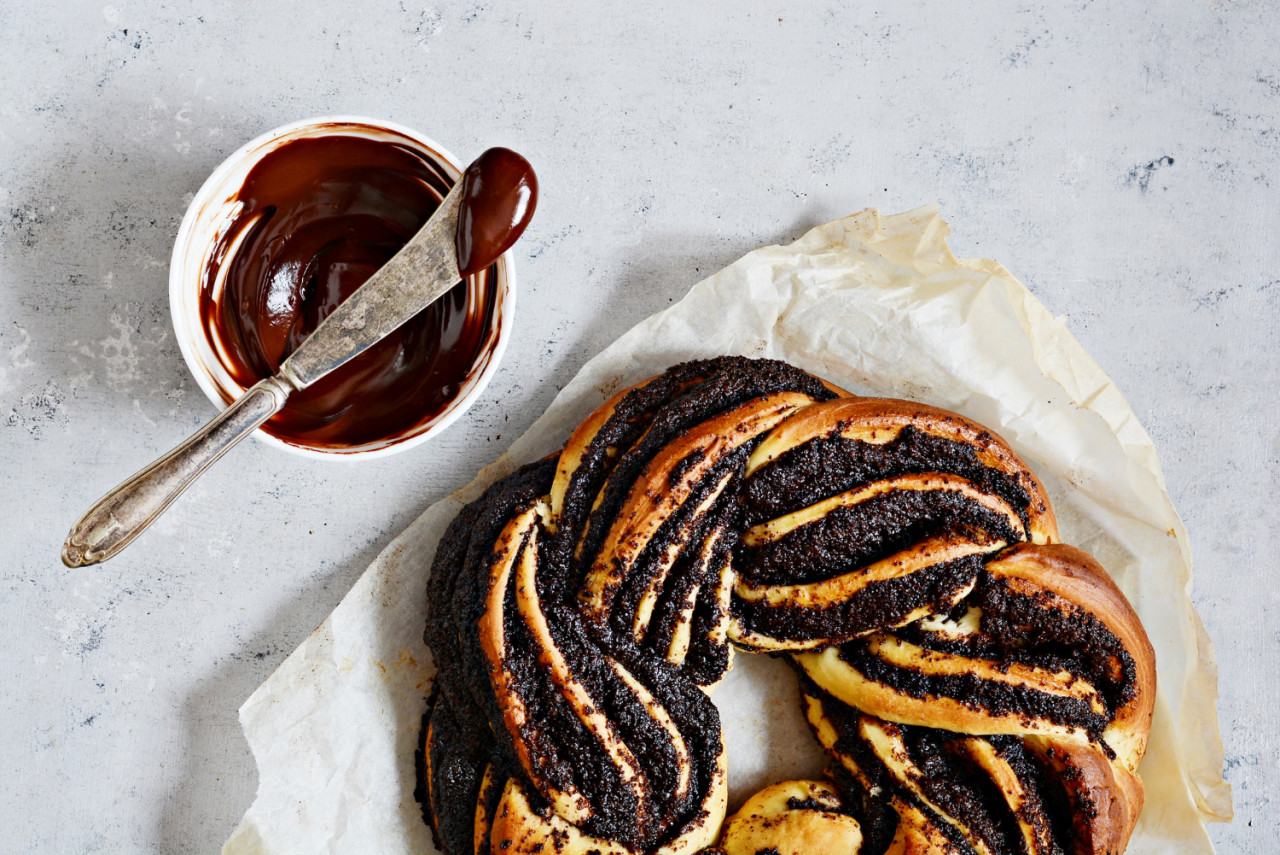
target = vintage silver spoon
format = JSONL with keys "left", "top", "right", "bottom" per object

{"left": 62, "top": 147, "right": 537, "bottom": 567}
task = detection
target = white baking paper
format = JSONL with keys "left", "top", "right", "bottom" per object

{"left": 223, "top": 204, "right": 1232, "bottom": 855}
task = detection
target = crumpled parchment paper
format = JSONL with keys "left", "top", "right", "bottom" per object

{"left": 223, "top": 204, "right": 1232, "bottom": 855}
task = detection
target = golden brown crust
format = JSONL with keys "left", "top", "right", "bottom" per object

{"left": 421, "top": 358, "right": 1154, "bottom": 855}
{"left": 720, "top": 780, "right": 863, "bottom": 855}
{"left": 581, "top": 391, "right": 816, "bottom": 626}
{"left": 1028, "top": 736, "right": 1146, "bottom": 855}
{"left": 488, "top": 778, "right": 631, "bottom": 855}
{"left": 487, "top": 752, "right": 729, "bottom": 855}
{"left": 798, "top": 544, "right": 1153, "bottom": 854}
{"left": 987, "top": 543, "right": 1156, "bottom": 771}
{"left": 550, "top": 377, "right": 660, "bottom": 526}
{"left": 746, "top": 396, "right": 1059, "bottom": 543}
{"left": 472, "top": 763, "right": 500, "bottom": 855}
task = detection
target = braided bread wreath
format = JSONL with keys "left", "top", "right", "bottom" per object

{"left": 418, "top": 356, "right": 1156, "bottom": 855}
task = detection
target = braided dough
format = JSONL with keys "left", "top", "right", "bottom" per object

{"left": 420, "top": 356, "right": 1155, "bottom": 855}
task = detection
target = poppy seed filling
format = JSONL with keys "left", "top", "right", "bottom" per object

{"left": 418, "top": 357, "right": 1155, "bottom": 855}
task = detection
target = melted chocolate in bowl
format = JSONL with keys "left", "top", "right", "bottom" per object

{"left": 198, "top": 130, "right": 499, "bottom": 449}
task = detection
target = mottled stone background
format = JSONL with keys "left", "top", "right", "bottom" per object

{"left": 1, "top": 2, "right": 1274, "bottom": 852}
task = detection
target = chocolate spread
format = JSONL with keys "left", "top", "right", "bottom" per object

{"left": 199, "top": 130, "right": 498, "bottom": 448}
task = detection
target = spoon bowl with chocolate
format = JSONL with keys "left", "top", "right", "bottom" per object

{"left": 63, "top": 120, "right": 537, "bottom": 567}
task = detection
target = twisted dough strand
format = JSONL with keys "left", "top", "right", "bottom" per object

{"left": 420, "top": 358, "right": 1154, "bottom": 855}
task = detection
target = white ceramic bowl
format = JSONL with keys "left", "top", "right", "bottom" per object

{"left": 169, "top": 116, "right": 515, "bottom": 460}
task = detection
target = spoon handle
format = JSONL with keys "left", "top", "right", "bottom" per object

{"left": 61, "top": 376, "right": 293, "bottom": 567}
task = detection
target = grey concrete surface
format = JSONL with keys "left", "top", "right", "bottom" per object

{"left": 1, "top": 1, "right": 1274, "bottom": 852}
